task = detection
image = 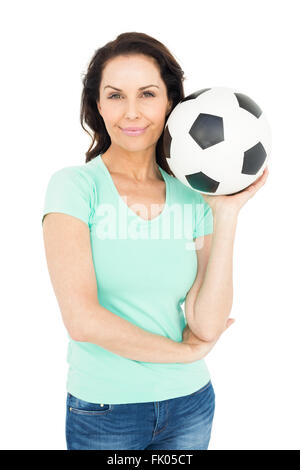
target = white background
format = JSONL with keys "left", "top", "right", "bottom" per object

{"left": 0, "top": 0, "right": 299, "bottom": 450}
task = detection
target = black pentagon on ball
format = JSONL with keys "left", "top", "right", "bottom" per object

{"left": 181, "top": 88, "right": 211, "bottom": 102}
{"left": 185, "top": 171, "right": 220, "bottom": 193}
{"left": 189, "top": 113, "right": 224, "bottom": 149}
{"left": 242, "top": 141, "right": 267, "bottom": 175}
{"left": 163, "top": 124, "right": 172, "bottom": 158}
{"left": 234, "top": 93, "right": 262, "bottom": 119}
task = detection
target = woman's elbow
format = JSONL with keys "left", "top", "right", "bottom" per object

{"left": 194, "top": 322, "right": 226, "bottom": 342}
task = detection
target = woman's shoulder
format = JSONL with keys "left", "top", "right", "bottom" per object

{"left": 42, "top": 159, "right": 102, "bottom": 228}
{"left": 48, "top": 155, "right": 104, "bottom": 189}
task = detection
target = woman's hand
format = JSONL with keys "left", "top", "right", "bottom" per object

{"left": 201, "top": 166, "right": 269, "bottom": 215}
{"left": 182, "top": 318, "right": 236, "bottom": 362}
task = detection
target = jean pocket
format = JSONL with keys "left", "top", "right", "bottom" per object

{"left": 67, "top": 392, "right": 113, "bottom": 415}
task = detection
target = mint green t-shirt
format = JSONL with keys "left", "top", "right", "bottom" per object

{"left": 42, "top": 154, "right": 214, "bottom": 404}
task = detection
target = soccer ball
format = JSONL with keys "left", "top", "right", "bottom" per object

{"left": 163, "top": 87, "right": 272, "bottom": 195}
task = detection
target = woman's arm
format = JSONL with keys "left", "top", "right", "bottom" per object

{"left": 187, "top": 208, "right": 238, "bottom": 342}
{"left": 81, "top": 300, "right": 209, "bottom": 363}
{"left": 43, "top": 212, "right": 195, "bottom": 364}
{"left": 187, "top": 167, "right": 269, "bottom": 341}
{"left": 184, "top": 233, "right": 213, "bottom": 339}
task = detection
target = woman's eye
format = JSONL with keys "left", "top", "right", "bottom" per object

{"left": 108, "top": 91, "right": 155, "bottom": 99}
{"left": 143, "top": 92, "right": 155, "bottom": 98}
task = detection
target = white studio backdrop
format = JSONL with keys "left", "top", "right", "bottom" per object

{"left": 0, "top": 0, "right": 299, "bottom": 450}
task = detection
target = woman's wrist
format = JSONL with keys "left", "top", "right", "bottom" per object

{"left": 210, "top": 207, "right": 238, "bottom": 244}
{"left": 180, "top": 340, "right": 216, "bottom": 364}
{"left": 212, "top": 205, "right": 239, "bottom": 220}
{"left": 212, "top": 207, "right": 239, "bottom": 233}
{"left": 176, "top": 341, "right": 194, "bottom": 363}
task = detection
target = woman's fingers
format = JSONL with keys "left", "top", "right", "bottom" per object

{"left": 248, "top": 166, "right": 269, "bottom": 195}
{"left": 225, "top": 318, "right": 235, "bottom": 329}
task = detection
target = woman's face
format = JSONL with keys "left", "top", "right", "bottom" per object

{"left": 97, "top": 54, "right": 172, "bottom": 153}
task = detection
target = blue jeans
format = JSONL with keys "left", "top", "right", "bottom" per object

{"left": 65, "top": 380, "right": 215, "bottom": 450}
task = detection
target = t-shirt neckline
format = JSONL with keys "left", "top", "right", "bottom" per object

{"left": 97, "top": 153, "right": 170, "bottom": 225}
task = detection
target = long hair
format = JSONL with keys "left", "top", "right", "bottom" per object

{"left": 80, "top": 32, "right": 186, "bottom": 176}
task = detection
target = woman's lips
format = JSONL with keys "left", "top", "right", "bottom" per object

{"left": 120, "top": 126, "right": 148, "bottom": 136}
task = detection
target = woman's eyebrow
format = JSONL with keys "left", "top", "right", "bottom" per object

{"left": 104, "top": 84, "right": 160, "bottom": 91}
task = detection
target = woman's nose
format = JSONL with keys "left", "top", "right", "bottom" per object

{"left": 124, "top": 101, "right": 140, "bottom": 119}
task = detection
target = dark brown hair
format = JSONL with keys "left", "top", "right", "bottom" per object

{"left": 80, "top": 32, "right": 186, "bottom": 176}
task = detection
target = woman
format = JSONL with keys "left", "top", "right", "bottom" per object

{"left": 42, "top": 32, "right": 268, "bottom": 450}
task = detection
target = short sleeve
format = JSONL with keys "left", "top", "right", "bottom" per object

{"left": 42, "top": 166, "right": 94, "bottom": 227}
{"left": 193, "top": 191, "right": 214, "bottom": 238}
